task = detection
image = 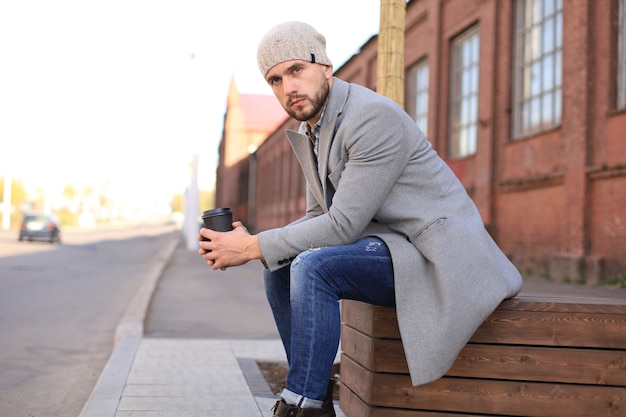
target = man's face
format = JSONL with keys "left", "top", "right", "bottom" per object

{"left": 265, "top": 60, "right": 333, "bottom": 124}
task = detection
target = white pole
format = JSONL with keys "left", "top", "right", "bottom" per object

{"left": 2, "top": 175, "right": 12, "bottom": 230}
{"left": 184, "top": 154, "right": 200, "bottom": 250}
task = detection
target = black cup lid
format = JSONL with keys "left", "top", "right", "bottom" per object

{"left": 202, "top": 207, "right": 232, "bottom": 217}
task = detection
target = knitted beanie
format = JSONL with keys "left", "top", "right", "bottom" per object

{"left": 257, "top": 21, "right": 332, "bottom": 77}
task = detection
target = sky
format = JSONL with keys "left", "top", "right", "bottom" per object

{"left": 0, "top": 0, "right": 381, "bottom": 213}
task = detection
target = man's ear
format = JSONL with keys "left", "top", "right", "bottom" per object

{"left": 323, "top": 65, "right": 334, "bottom": 79}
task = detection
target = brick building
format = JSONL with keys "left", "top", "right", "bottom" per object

{"left": 216, "top": 0, "right": 626, "bottom": 283}
{"left": 215, "top": 77, "right": 287, "bottom": 230}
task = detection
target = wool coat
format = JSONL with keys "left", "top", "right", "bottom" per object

{"left": 257, "top": 77, "right": 523, "bottom": 386}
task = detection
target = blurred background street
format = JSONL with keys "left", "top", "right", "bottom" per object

{"left": 0, "top": 224, "right": 178, "bottom": 416}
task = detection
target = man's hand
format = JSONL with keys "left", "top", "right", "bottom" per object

{"left": 197, "top": 221, "right": 262, "bottom": 270}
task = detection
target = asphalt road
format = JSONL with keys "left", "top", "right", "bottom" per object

{"left": 0, "top": 224, "right": 179, "bottom": 417}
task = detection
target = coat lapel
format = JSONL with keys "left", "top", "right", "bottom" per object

{"left": 315, "top": 78, "right": 348, "bottom": 206}
{"left": 286, "top": 129, "right": 325, "bottom": 208}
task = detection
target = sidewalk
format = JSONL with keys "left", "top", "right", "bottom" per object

{"left": 82, "top": 337, "right": 292, "bottom": 417}
{"left": 79, "top": 231, "right": 626, "bottom": 417}
{"left": 79, "top": 232, "right": 345, "bottom": 417}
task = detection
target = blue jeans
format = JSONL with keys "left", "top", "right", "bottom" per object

{"left": 263, "top": 237, "right": 396, "bottom": 408}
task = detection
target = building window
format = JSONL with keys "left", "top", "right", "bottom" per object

{"left": 618, "top": 0, "right": 626, "bottom": 109}
{"left": 449, "top": 26, "right": 480, "bottom": 158}
{"left": 406, "top": 58, "right": 429, "bottom": 136}
{"left": 513, "top": 0, "right": 563, "bottom": 137}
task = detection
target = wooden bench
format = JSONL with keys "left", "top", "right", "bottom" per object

{"left": 339, "top": 294, "right": 626, "bottom": 417}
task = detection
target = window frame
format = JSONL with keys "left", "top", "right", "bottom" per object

{"left": 512, "top": 0, "right": 563, "bottom": 138}
{"left": 406, "top": 57, "right": 430, "bottom": 136}
{"left": 618, "top": 0, "right": 626, "bottom": 109}
{"left": 448, "top": 25, "right": 480, "bottom": 159}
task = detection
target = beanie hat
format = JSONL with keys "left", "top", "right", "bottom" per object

{"left": 257, "top": 21, "right": 332, "bottom": 77}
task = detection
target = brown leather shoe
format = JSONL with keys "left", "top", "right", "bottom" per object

{"left": 320, "top": 378, "right": 336, "bottom": 417}
{"left": 272, "top": 399, "right": 322, "bottom": 417}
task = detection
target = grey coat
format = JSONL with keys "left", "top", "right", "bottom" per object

{"left": 257, "top": 78, "right": 522, "bottom": 386}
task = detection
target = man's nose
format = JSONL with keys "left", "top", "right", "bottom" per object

{"left": 282, "top": 77, "right": 297, "bottom": 95}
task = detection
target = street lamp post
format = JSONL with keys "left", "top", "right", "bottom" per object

{"left": 184, "top": 154, "right": 200, "bottom": 250}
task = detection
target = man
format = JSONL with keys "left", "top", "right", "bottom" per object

{"left": 199, "top": 21, "right": 523, "bottom": 417}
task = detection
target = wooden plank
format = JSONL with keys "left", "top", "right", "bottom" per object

{"left": 341, "top": 300, "right": 398, "bottom": 338}
{"left": 451, "top": 344, "right": 626, "bottom": 386}
{"left": 341, "top": 326, "right": 626, "bottom": 385}
{"left": 341, "top": 300, "right": 626, "bottom": 348}
{"left": 339, "top": 383, "right": 497, "bottom": 417}
{"left": 340, "top": 325, "right": 374, "bottom": 370}
{"left": 342, "top": 295, "right": 626, "bottom": 329}
{"left": 472, "top": 310, "right": 626, "bottom": 348}
{"left": 341, "top": 352, "right": 375, "bottom": 403}
{"left": 501, "top": 294, "right": 626, "bottom": 312}
{"left": 341, "top": 325, "right": 407, "bottom": 373}
{"left": 371, "top": 373, "right": 626, "bottom": 417}
{"left": 340, "top": 355, "right": 626, "bottom": 417}
{"left": 339, "top": 383, "right": 373, "bottom": 417}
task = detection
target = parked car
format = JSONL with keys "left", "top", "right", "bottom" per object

{"left": 18, "top": 212, "right": 62, "bottom": 243}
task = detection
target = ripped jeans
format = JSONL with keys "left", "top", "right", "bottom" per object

{"left": 263, "top": 237, "right": 396, "bottom": 408}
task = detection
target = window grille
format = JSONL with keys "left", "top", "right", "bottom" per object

{"left": 512, "top": 0, "right": 563, "bottom": 137}
{"left": 449, "top": 26, "right": 480, "bottom": 158}
{"left": 406, "top": 58, "right": 429, "bottom": 136}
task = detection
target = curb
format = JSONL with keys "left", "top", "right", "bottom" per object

{"left": 78, "top": 231, "right": 181, "bottom": 417}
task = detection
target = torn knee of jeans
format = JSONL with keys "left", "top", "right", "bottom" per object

{"left": 365, "top": 240, "right": 383, "bottom": 252}
{"left": 292, "top": 247, "right": 323, "bottom": 266}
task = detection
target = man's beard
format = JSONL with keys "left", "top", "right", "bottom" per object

{"left": 286, "top": 75, "right": 330, "bottom": 122}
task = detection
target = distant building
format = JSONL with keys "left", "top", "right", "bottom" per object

{"left": 216, "top": 0, "right": 626, "bottom": 284}
{"left": 215, "top": 77, "right": 287, "bottom": 229}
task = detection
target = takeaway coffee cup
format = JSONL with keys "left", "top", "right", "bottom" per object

{"left": 201, "top": 208, "right": 233, "bottom": 241}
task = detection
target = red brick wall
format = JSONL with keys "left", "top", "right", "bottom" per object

{"left": 607, "top": 112, "right": 626, "bottom": 165}
{"left": 590, "top": 175, "right": 626, "bottom": 278}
